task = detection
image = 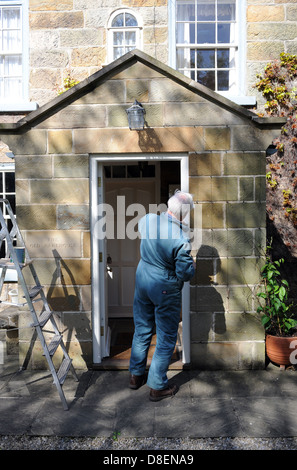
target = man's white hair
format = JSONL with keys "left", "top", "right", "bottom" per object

{"left": 167, "top": 190, "right": 194, "bottom": 221}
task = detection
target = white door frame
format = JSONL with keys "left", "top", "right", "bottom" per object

{"left": 90, "top": 153, "right": 190, "bottom": 365}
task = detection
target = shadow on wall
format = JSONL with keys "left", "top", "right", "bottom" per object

{"left": 21, "top": 249, "right": 92, "bottom": 370}
{"left": 47, "top": 250, "right": 92, "bottom": 368}
{"left": 191, "top": 245, "right": 226, "bottom": 368}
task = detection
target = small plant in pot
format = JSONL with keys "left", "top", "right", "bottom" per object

{"left": 257, "top": 250, "right": 297, "bottom": 369}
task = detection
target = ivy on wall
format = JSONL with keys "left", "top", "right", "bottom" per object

{"left": 255, "top": 53, "right": 297, "bottom": 256}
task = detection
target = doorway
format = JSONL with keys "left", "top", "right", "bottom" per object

{"left": 90, "top": 154, "right": 190, "bottom": 368}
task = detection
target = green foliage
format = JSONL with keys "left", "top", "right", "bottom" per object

{"left": 255, "top": 52, "right": 297, "bottom": 117}
{"left": 56, "top": 71, "right": 79, "bottom": 95}
{"left": 257, "top": 251, "right": 297, "bottom": 336}
{"left": 266, "top": 171, "right": 278, "bottom": 189}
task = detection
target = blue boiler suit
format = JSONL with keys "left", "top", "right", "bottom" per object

{"left": 129, "top": 212, "right": 195, "bottom": 390}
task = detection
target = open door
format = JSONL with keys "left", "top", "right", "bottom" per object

{"left": 91, "top": 155, "right": 190, "bottom": 366}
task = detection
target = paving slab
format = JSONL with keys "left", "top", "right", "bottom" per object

{"left": 2, "top": 356, "right": 297, "bottom": 439}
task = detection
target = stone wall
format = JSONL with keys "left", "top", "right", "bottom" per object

{"left": 29, "top": 0, "right": 168, "bottom": 106}
{"left": 27, "top": 0, "right": 297, "bottom": 108}
{"left": 0, "top": 56, "right": 282, "bottom": 369}
{"left": 246, "top": 1, "right": 297, "bottom": 102}
{"left": 189, "top": 149, "right": 267, "bottom": 369}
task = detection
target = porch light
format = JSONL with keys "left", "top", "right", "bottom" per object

{"left": 126, "top": 100, "right": 146, "bottom": 130}
{"left": 266, "top": 144, "right": 277, "bottom": 157}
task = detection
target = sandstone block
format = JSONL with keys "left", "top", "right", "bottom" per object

{"left": 71, "top": 46, "right": 106, "bottom": 67}
{"left": 48, "top": 130, "right": 73, "bottom": 154}
{"left": 54, "top": 155, "right": 89, "bottom": 177}
{"left": 189, "top": 176, "right": 238, "bottom": 201}
{"left": 223, "top": 152, "right": 265, "bottom": 175}
{"left": 247, "top": 5, "right": 284, "bottom": 22}
{"left": 16, "top": 205, "right": 57, "bottom": 230}
{"left": 29, "top": 11, "right": 84, "bottom": 29}
{"left": 15, "top": 155, "right": 52, "bottom": 178}
{"left": 189, "top": 153, "right": 221, "bottom": 176}
{"left": 205, "top": 127, "right": 230, "bottom": 150}
{"left": 24, "top": 230, "right": 81, "bottom": 258}
{"left": 30, "top": 179, "right": 89, "bottom": 204}
{"left": 57, "top": 205, "right": 90, "bottom": 230}
{"left": 201, "top": 203, "right": 224, "bottom": 229}
{"left": 30, "top": 0, "right": 73, "bottom": 11}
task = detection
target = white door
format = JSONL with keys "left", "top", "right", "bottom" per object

{"left": 105, "top": 178, "right": 158, "bottom": 317}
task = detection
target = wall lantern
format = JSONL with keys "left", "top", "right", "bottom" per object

{"left": 266, "top": 144, "right": 277, "bottom": 157}
{"left": 126, "top": 100, "right": 146, "bottom": 130}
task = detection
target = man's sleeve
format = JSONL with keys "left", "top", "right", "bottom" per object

{"left": 175, "top": 242, "right": 195, "bottom": 282}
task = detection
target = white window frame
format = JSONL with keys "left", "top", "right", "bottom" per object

{"left": 169, "top": 0, "right": 255, "bottom": 106}
{"left": 107, "top": 9, "right": 143, "bottom": 63}
{"left": 0, "top": 0, "right": 36, "bottom": 112}
{"left": 0, "top": 161, "right": 17, "bottom": 281}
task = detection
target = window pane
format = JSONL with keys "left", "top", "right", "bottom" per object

{"left": 176, "top": 48, "right": 186, "bottom": 68}
{"left": 218, "top": 70, "right": 229, "bottom": 90}
{"left": 197, "top": 24, "right": 215, "bottom": 43}
{"left": 125, "top": 31, "right": 136, "bottom": 46}
{"left": 3, "top": 8, "right": 20, "bottom": 29}
{"left": 177, "top": 1, "right": 195, "bottom": 21}
{"left": 114, "top": 47, "right": 124, "bottom": 59}
{"left": 7, "top": 194, "right": 15, "bottom": 213}
{"left": 5, "top": 172, "right": 15, "bottom": 192}
{"left": 104, "top": 166, "right": 111, "bottom": 178}
{"left": 5, "top": 77, "right": 22, "bottom": 98}
{"left": 197, "top": 1, "right": 215, "bottom": 21}
{"left": 127, "top": 165, "right": 140, "bottom": 178}
{"left": 113, "top": 166, "right": 126, "bottom": 178}
{"left": 217, "top": 49, "right": 230, "bottom": 68}
{"left": 125, "top": 13, "right": 137, "bottom": 27}
{"left": 4, "top": 54, "right": 22, "bottom": 74}
{"left": 114, "top": 32, "right": 124, "bottom": 46}
{"left": 218, "top": 1, "right": 236, "bottom": 21}
{"left": 142, "top": 165, "right": 155, "bottom": 177}
{"left": 196, "top": 49, "right": 215, "bottom": 68}
{"left": 190, "top": 49, "right": 195, "bottom": 67}
{"left": 218, "top": 23, "right": 233, "bottom": 43}
{"left": 0, "top": 175, "right": 3, "bottom": 193}
{"left": 176, "top": 22, "right": 196, "bottom": 44}
{"left": 3, "top": 29, "right": 21, "bottom": 51}
{"left": 197, "top": 70, "right": 215, "bottom": 89}
{"left": 112, "top": 13, "right": 124, "bottom": 27}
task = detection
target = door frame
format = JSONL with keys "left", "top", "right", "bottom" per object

{"left": 90, "top": 153, "right": 191, "bottom": 365}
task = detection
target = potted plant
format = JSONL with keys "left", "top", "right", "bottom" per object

{"left": 257, "top": 250, "right": 297, "bottom": 369}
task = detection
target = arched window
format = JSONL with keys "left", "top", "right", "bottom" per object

{"left": 108, "top": 10, "right": 142, "bottom": 62}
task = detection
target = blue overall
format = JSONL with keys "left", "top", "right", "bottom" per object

{"left": 129, "top": 212, "right": 195, "bottom": 390}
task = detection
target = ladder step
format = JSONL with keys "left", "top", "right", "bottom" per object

{"left": 44, "top": 334, "right": 62, "bottom": 356}
{"left": 57, "top": 357, "right": 72, "bottom": 385}
{"left": 24, "top": 285, "right": 44, "bottom": 299}
{"left": 0, "top": 198, "right": 77, "bottom": 411}
{"left": 32, "top": 309, "right": 52, "bottom": 327}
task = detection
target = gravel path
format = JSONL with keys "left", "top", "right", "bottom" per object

{"left": 1, "top": 436, "right": 297, "bottom": 450}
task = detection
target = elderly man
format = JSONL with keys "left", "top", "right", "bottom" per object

{"left": 129, "top": 191, "right": 195, "bottom": 401}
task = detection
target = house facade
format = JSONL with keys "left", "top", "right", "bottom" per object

{"left": 0, "top": 0, "right": 295, "bottom": 370}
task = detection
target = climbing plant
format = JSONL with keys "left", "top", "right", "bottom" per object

{"left": 254, "top": 53, "right": 297, "bottom": 255}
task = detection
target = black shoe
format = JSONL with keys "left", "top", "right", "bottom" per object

{"left": 149, "top": 384, "right": 179, "bottom": 401}
{"left": 129, "top": 374, "right": 147, "bottom": 390}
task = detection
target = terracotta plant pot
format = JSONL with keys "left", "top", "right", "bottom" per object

{"left": 266, "top": 334, "right": 297, "bottom": 369}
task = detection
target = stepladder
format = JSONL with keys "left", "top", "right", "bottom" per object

{"left": 0, "top": 198, "right": 78, "bottom": 410}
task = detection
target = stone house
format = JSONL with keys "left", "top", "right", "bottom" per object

{"left": 0, "top": 0, "right": 295, "bottom": 370}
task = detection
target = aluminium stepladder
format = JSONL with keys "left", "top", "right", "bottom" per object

{"left": 0, "top": 198, "right": 78, "bottom": 410}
